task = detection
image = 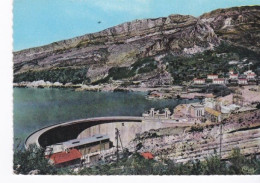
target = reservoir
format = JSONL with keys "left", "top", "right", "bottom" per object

{"left": 13, "top": 88, "right": 198, "bottom": 146}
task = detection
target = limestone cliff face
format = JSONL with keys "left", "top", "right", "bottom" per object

{"left": 13, "top": 6, "right": 260, "bottom": 84}
{"left": 128, "top": 110, "right": 260, "bottom": 163}
{"left": 200, "top": 6, "right": 260, "bottom": 52}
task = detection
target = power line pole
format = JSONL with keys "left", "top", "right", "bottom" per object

{"left": 115, "top": 128, "right": 119, "bottom": 163}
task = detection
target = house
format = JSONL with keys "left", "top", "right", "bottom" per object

{"left": 193, "top": 78, "right": 205, "bottom": 84}
{"left": 141, "top": 152, "right": 154, "bottom": 159}
{"left": 238, "top": 78, "right": 248, "bottom": 85}
{"left": 247, "top": 73, "right": 256, "bottom": 79}
{"left": 205, "top": 107, "right": 222, "bottom": 122}
{"left": 213, "top": 78, "right": 225, "bottom": 84}
{"left": 48, "top": 149, "right": 82, "bottom": 167}
{"left": 45, "top": 134, "right": 111, "bottom": 164}
{"left": 244, "top": 70, "right": 256, "bottom": 79}
{"left": 207, "top": 74, "right": 218, "bottom": 80}
{"left": 229, "top": 74, "right": 238, "bottom": 80}
{"left": 189, "top": 103, "right": 204, "bottom": 118}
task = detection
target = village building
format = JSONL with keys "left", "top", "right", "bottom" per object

{"left": 207, "top": 74, "right": 218, "bottom": 80}
{"left": 141, "top": 152, "right": 154, "bottom": 159}
{"left": 213, "top": 78, "right": 226, "bottom": 85}
{"left": 189, "top": 103, "right": 204, "bottom": 118}
{"left": 238, "top": 78, "right": 248, "bottom": 85}
{"left": 229, "top": 74, "right": 238, "bottom": 80}
{"left": 142, "top": 108, "right": 171, "bottom": 119}
{"left": 47, "top": 149, "right": 82, "bottom": 167}
{"left": 204, "top": 107, "right": 222, "bottom": 122}
{"left": 204, "top": 98, "right": 217, "bottom": 109}
{"left": 247, "top": 73, "right": 256, "bottom": 79}
{"left": 45, "top": 134, "right": 111, "bottom": 165}
{"left": 193, "top": 78, "right": 205, "bottom": 84}
{"left": 244, "top": 70, "right": 256, "bottom": 79}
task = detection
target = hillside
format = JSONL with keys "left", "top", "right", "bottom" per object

{"left": 13, "top": 6, "right": 260, "bottom": 86}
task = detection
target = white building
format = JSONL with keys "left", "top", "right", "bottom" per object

{"left": 193, "top": 78, "right": 205, "bottom": 84}
{"left": 142, "top": 108, "right": 171, "bottom": 119}
{"left": 204, "top": 98, "right": 216, "bottom": 109}
{"left": 230, "top": 74, "right": 238, "bottom": 80}
{"left": 238, "top": 78, "right": 248, "bottom": 85}
{"left": 221, "top": 104, "right": 240, "bottom": 114}
{"left": 244, "top": 70, "right": 256, "bottom": 79}
{"left": 207, "top": 74, "right": 218, "bottom": 80}
{"left": 189, "top": 104, "right": 204, "bottom": 118}
{"left": 213, "top": 78, "right": 225, "bottom": 84}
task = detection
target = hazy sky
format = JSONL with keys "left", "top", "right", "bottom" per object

{"left": 13, "top": 0, "right": 260, "bottom": 51}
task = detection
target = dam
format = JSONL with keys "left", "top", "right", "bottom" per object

{"left": 25, "top": 116, "right": 194, "bottom": 149}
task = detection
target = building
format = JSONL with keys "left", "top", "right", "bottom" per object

{"left": 141, "top": 152, "right": 154, "bottom": 159}
{"left": 213, "top": 78, "right": 225, "bottom": 85}
{"left": 205, "top": 107, "right": 222, "bottom": 122}
{"left": 189, "top": 103, "right": 204, "bottom": 118}
{"left": 207, "top": 74, "right": 218, "bottom": 80}
{"left": 247, "top": 73, "right": 256, "bottom": 79}
{"left": 193, "top": 78, "right": 205, "bottom": 84}
{"left": 204, "top": 98, "right": 216, "bottom": 109}
{"left": 229, "top": 74, "right": 238, "bottom": 80}
{"left": 47, "top": 149, "right": 82, "bottom": 167}
{"left": 45, "top": 134, "right": 111, "bottom": 164}
{"left": 238, "top": 78, "right": 248, "bottom": 85}
{"left": 143, "top": 108, "right": 171, "bottom": 119}
{"left": 244, "top": 70, "right": 256, "bottom": 79}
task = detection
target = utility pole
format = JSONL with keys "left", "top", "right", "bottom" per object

{"left": 115, "top": 128, "right": 119, "bottom": 163}
{"left": 115, "top": 128, "right": 124, "bottom": 163}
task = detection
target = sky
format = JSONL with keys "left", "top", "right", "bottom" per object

{"left": 13, "top": 0, "right": 260, "bottom": 51}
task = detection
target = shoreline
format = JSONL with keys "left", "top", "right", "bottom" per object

{"left": 13, "top": 80, "right": 184, "bottom": 93}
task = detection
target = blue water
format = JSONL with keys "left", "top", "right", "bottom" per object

{"left": 13, "top": 88, "right": 198, "bottom": 145}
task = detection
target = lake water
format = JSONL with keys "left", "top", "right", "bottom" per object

{"left": 13, "top": 88, "right": 198, "bottom": 146}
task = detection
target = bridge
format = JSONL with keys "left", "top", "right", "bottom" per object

{"left": 25, "top": 116, "right": 143, "bottom": 149}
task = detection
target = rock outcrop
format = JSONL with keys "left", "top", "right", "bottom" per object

{"left": 13, "top": 6, "right": 260, "bottom": 85}
{"left": 128, "top": 110, "right": 260, "bottom": 163}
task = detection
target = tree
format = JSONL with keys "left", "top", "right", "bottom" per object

{"left": 13, "top": 144, "right": 57, "bottom": 175}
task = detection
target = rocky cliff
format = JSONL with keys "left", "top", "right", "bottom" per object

{"left": 128, "top": 110, "right": 260, "bottom": 163}
{"left": 13, "top": 6, "right": 260, "bottom": 86}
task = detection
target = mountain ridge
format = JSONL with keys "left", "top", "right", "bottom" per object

{"left": 13, "top": 5, "right": 260, "bottom": 86}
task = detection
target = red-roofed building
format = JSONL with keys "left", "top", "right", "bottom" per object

{"left": 48, "top": 149, "right": 82, "bottom": 167}
{"left": 229, "top": 74, "right": 238, "bottom": 79}
{"left": 141, "top": 152, "right": 154, "bottom": 160}
{"left": 247, "top": 73, "right": 256, "bottom": 79}
{"left": 207, "top": 74, "right": 218, "bottom": 80}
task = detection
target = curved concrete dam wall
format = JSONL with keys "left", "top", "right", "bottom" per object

{"left": 25, "top": 116, "right": 194, "bottom": 149}
{"left": 25, "top": 116, "right": 142, "bottom": 148}
{"left": 78, "top": 121, "right": 192, "bottom": 148}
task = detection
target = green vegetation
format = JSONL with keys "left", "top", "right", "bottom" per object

{"left": 14, "top": 142, "right": 260, "bottom": 175}
{"left": 78, "top": 148, "right": 260, "bottom": 175}
{"left": 13, "top": 144, "right": 73, "bottom": 175}
{"left": 92, "top": 57, "right": 157, "bottom": 84}
{"left": 14, "top": 67, "right": 89, "bottom": 84}
{"left": 13, "top": 43, "right": 260, "bottom": 86}
{"left": 163, "top": 42, "right": 260, "bottom": 85}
